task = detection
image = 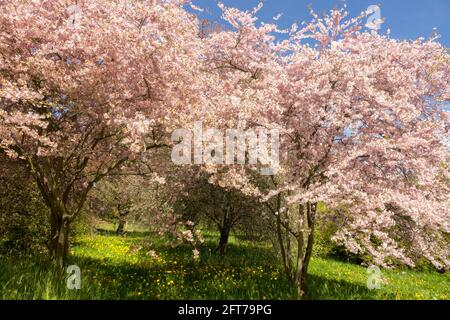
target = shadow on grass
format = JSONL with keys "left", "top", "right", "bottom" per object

{"left": 65, "top": 247, "right": 296, "bottom": 299}
{"left": 304, "top": 273, "right": 389, "bottom": 300}
{"left": 95, "top": 228, "right": 154, "bottom": 238}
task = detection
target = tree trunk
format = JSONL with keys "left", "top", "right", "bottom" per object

{"left": 48, "top": 213, "right": 70, "bottom": 269}
{"left": 217, "top": 226, "right": 230, "bottom": 256}
{"left": 116, "top": 204, "right": 129, "bottom": 236}
{"left": 300, "top": 202, "right": 315, "bottom": 293}
{"left": 273, "top": 201, "right": 317, "bottom": 299}
{"left": 292, "top": 238, "right": 310, "bottom": 299}
{"left": 116, "top": 219, "right": 126, "bottom": 236}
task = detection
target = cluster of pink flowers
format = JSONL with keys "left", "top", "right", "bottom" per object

{"left": 0, "top": 1, "right": 448, "bottom": 268}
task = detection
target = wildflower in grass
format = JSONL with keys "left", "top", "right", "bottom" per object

{"left": 147, "top": 250, "right": 159, "bottom": 259}
{"left": 193, "top": 249, "right": 200, "bottom": 260}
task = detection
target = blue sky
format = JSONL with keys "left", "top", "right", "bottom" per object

{"left": 190, "top": 0, "right": 450, "bottom": 47}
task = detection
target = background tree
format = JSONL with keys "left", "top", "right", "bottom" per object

{"left": 175, "top": 173, "right": 264, "bottom": 255}
{"left": 88, "top": 173, "right": 168, "bottom": 236}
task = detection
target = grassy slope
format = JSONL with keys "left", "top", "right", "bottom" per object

{"left": 0, "top": 223, "right": 448, "bottom": 300}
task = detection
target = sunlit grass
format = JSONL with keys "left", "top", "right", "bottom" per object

{"left": 0, "top": 223, "right": 448, "bottom": 300}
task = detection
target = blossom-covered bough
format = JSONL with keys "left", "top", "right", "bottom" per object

{"left": 204, "top": 4, "right": 449, "bottom": 297}
{"left": 0, "top": 0, "right": 448, "bottom": 298}
{"left": 0, "top": 0, "right": 208, "bottom": 268}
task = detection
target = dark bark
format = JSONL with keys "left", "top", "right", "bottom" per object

{"left": 48, "top": 213, "right": 70, "bottom": 269}
{"left": 300, "top": 202, "right": 316, "bottom": 292}
{"left": 217, "top": 226, "right": 230, "bottom": 256}
{"left": 116, "top": 219, "right": 126, "bottom": 236}
{"left": 116, "top": 204, "right": 129, "bottom": 236}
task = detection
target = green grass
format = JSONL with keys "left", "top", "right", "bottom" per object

{"left": 0, "top": 223, "right": 448, "bottom": 300}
